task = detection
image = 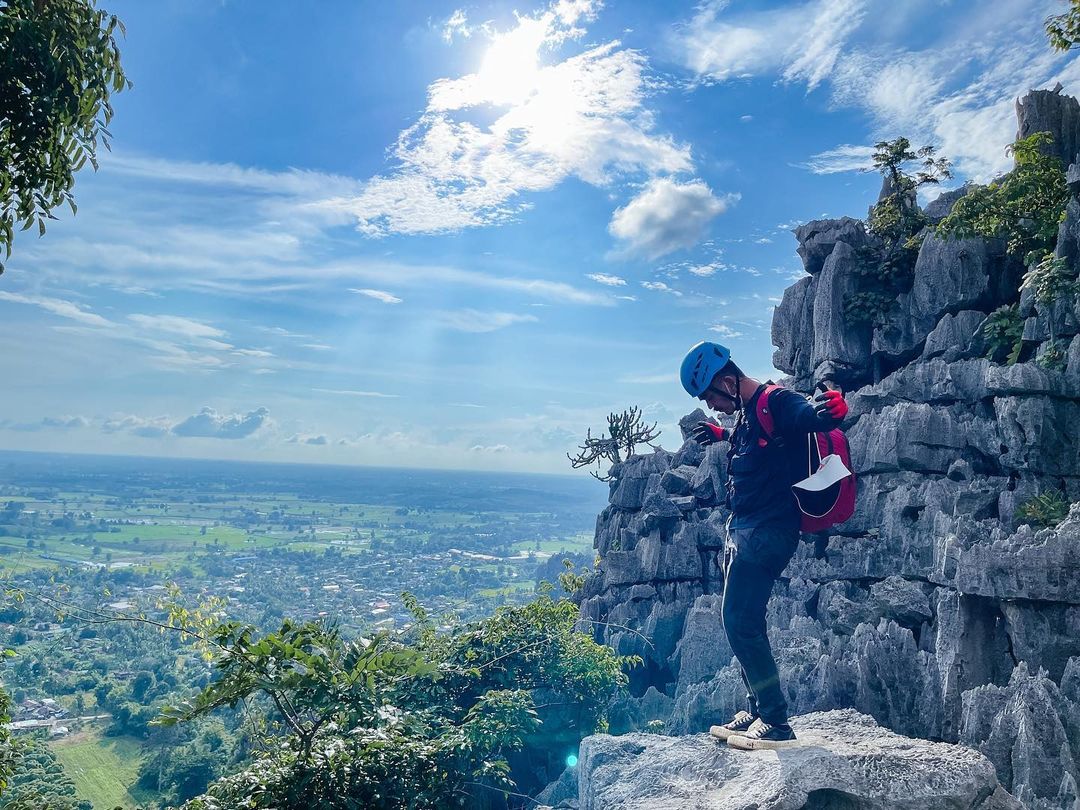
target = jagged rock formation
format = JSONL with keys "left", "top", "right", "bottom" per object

{"left": 571, "top": 710, "right": 1021, "bottom": 810}
{"left": 575, "top": 88, "right": 1080, "bottom": 810}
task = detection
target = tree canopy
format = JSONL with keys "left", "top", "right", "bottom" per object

{"left": 0, "top": 0, "right": 130, "bottom": 272}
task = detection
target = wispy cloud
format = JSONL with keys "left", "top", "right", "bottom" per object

{"left": 438, "top": 310, "right": 540, "bottom": 332}
{"left": 708, "top": 323, "right": 744, "bottom": 339}
{"left": 441, "top": 8, "right": 473, "bottom": 43}
{"left": 641, "top": 280, "right": 682, "bottom": 296}
{"left": 609, "top": 179, "right": 738, "bottom": 259}
{"left": 350, "top": 288, "right": 403, "bottom": 304}
{"left": 313, "top": 388, "right": 401, "bottom": 398}
{"left": 0, "top": 291, "right": 116, "bottom": 328}
{"left": 680, "top": 0, "right": 1080, "bottom": 181}
{"left": 679, "top": 0, "right": 868, "bottom": 88}
{"left": 586, "top": 272, "right": 627, "bottom": 286}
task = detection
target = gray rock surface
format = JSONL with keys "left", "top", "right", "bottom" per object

{"left": 794, "top": 218, "right": 873, "bottom": 275}
{"left": 577, "top": 710, "right": 1021, "bottom": 810}
{"left": 1016, "top": 87, "right": 1080, "bottom": 169}
{"left": 924, "top": 186, "right": 971, "bottom": 223}
{"left": 873, "top": 234, "right": 1008, "bottom": 362}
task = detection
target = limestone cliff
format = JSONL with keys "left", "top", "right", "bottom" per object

{"left": 574, "top": 88, "right": 1080, "bottom": 810}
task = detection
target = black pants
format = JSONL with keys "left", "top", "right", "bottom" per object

{"left": 721, "top": 525, "right": 799, "bottom": 726}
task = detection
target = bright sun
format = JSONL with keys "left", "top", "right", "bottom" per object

{"left": 474, "top": 18, "right": 546, "bottom": 106}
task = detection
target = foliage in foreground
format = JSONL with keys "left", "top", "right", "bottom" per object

{"left": 165, "top": 591, "right": 632, "bottom": 809}
{"left": 1047, "top": 0, "right": 1080, "bottom": 51}
{"left": 0, "top": 0, "right": 130, "bottom": 271}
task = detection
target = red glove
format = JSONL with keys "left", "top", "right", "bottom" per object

{"left": 691, "top": 421, "right": 726, "bottom": 445}
{"left": 814, "top": 389, "right": 848, "bottom": 420}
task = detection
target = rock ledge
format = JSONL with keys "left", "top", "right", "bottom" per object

{"left": 575, "top": 709, "right": 1021, "bottom": 810}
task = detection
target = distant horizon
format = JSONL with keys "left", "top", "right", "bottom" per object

{"left": 0, "top": 445, "right": 604, "bottom": 483}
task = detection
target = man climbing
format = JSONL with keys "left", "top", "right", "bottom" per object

{"left": 679, "top": 341, "right": 848, "bottom": 750}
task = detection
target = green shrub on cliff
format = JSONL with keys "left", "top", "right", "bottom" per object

{"left": 937, "top": 132, "right": 1069, "bottom": 266}
{"left": 168, "top": 591, "right": 632, "bottom": 809}
{"left": 979, "top": 305, "right": 1026, "bottom": 365}
{"left": 1016, "top": 490, "right": 1071, "bottom": 528}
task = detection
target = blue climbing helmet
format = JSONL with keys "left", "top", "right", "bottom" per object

{"left": 680, "top": 341, "right": 731, "bottom": 397}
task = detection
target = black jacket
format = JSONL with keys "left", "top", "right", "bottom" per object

{"left": 726, "top": 384, "right": 841, "bottom": 530}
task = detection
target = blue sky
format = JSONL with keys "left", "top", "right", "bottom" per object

{"left": 2, "top": 0, "right": 1078, "bottom": 473}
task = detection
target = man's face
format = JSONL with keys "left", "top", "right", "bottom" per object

{"left": 699, "top": 374, "right": 738, "bottom": 414}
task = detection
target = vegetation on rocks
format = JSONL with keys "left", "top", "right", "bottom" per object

{"left": 845, "top": 138, "right": 951, "bottom": 325}
{"left": 1016, "top": 490, "right": 1071, "bottom": 528}
{"left": 979, "top": 305, "right": 1026, "bottom": 365}
{"left": 568, "top": 407, "right": 661, "bottom": 482}
{"left": 937, "top": 132, "right": 1069, "bottom": 267}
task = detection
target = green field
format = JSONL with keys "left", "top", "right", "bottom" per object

{"left": 51, "top": 729, "right": 157, "bottom": 810}
{"left": 510, "top": 532, "right": 593, "bottom": 556}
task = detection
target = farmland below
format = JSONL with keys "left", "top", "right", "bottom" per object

{"left": 0, "top": 450, "right": 603, "bottom": 808}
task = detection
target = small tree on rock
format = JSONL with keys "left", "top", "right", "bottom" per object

{"left": 568, "top": 407, "right": 661, "bottom": 482}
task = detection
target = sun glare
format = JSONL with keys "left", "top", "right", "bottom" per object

{"left": 474, "top": 18, "right": 546, "bottom": 105}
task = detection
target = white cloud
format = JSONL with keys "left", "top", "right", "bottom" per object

{"left": 350, "top": 288, "right": 403, "bottom": 304}
{"left": 702, "top": 0, "right": 1080, "bottom": 182}
{"left": 641, "top": 280, "right": 682, "bottom": 296}
{"left": 609, "top": 179, "right": 737, "bottom": 259}
{"left": 708, "top": 323, "right": 745, "bottom": 339}
{"left": 688, "top": 262, "right": 728, "bottom": 277}
{"left": 129, "top": 313, "right": 229, "bottom": 342}
{"left": 172, "top": 406, "right": 270, "bottom": 439}
{"left": 801, "top": 144, "right": 876, "bottom": 174}
{"left": 330, "top": 3, "right": 692, "bottom": 237}
{"left": 468, "top": 444, "right": 510, "bottom": 453}
{"left": 102, "top": 414, "right": 173, "bottom": 438}
{"left": 0, "top": 291, "right": 115, "bottom": 328}
{"left": 313, "top": 388, "right": 400, "bottom": 398}
{"left": 287, "top": 433, "right": 329, "bottom": 446}
{"left": 438, "top": 310, "right": 540, "bottom": 332}
{"left": 679, "top": 0, "right": 868, "bottom": 89}
{"left": 586, "top": 272, "right": 627, "bottom": 286}
{"left": 442, "top": 9, "right": 472, "bottom": 43}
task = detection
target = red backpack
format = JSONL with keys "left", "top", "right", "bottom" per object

{"left": 755, "top": 384, "right": 857, "bottom": 533}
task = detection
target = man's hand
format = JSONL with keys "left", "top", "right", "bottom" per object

{"left": 692, "top": 421, "right": 726, "bottom": 445}
{"left": 813, "top": 388, "right": 848, "bottom": 420}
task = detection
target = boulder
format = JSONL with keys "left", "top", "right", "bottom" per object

{"left": 922, "top": 310, "right": 986, "bottom": 362}
{"left": 794, "top": 217, "right": 873, "bottom": 275}
{"left": 577, "top": 709, "right": 1021, "bottom": 810}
